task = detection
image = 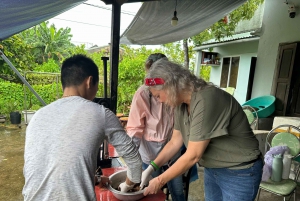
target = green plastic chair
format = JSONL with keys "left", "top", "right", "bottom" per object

{"left": 242, "top": 105, "right": 258, "bottom": 130}
{"left": 256, "top": 125, "right": 300, "bottom": 201}
{"left": 225, "top": 87, "right": 235, "bottom": 95}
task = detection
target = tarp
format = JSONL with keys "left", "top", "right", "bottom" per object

{"left": 120, "top": 0, "right": 247, "bottom": 45}
{"left": 0, "top": 0, "right": 85, "bottom": 41}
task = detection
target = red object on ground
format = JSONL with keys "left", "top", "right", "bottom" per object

{"left": 95, "top": 167, "right": 166, "bottom": 201}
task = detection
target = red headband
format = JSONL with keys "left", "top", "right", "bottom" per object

{"left": 145, "top": 78, "right": 165, "bottom": 86}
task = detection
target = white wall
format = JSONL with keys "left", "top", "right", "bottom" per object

{"left": 252, "top": 0, "right": 300, "bottom": 97}
{"left": 208, "top": 40, "right": 259, "bottom": 104}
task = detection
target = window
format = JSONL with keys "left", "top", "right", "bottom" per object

{"left": 220, "top": 57, "right": 240, "bottom": 88}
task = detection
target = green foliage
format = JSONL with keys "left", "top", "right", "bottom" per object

{"left": 161, "top": 41, "right": 195, "bottom": 69}
{"left": 0, "top": 35, "right": 37, "bottom": 83}
{"left": 69, "top": 44, "right": 88, "bottom": 56}
{"left": 199, "top": 65, "right": 211, "bottom": 82}
{"left": 34, "top": 59, "right": 61, "bottom": 73}
{"left": 0, "top": 25, "right": 196, "bottom": 116}
{"left": 117, "top": 45, "right": 154, "bottom": 114}
{"left": 19, "top": 21, "right": 75, "bottom": 64}
{"left": 0, "top": 81, "right": 24, "bottom": 115}
{"left": 191, "top": 0, "right": 264, "bottom": 46}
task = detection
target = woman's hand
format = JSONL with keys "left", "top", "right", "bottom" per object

{"left": 143, "top": 176, "right": 164, "bottom": 196}
{"left": 139, "top": 165, "right": 154, "bottom": 189}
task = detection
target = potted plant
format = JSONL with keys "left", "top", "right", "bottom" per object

{"left": 215, "top": 57, "right": 220, "bottom": 64}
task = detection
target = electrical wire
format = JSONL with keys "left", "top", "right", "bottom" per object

{"left": 83, "top": 2, "right": 136, "bottom": 16}
{"left": 52, "top": 18, "right": 113, "bottom": 29}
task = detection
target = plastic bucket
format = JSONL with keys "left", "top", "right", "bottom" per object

{"left": 10, "top": 111, "right": 21, "bottom": 124}
{"left": 22, "top": 110, "right": 36, "bottom": 124}
{"left": 0, "top": 115, "right": 6, "bottom": 123}
{"left": 242, "top": 96, "right": 276, "bottom": 118}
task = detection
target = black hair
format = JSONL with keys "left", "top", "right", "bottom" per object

{"left": 61, "top": 54, "right": 99, "bottom": 89}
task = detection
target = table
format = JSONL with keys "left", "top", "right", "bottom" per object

{"left": 95, "top": 167, "right": 166, "bottom": 201}
{"left": 119, "top": 117, "right": 129, "bottom": 129}
{"left": 108, "top": 144, "right": 119, "bottom": 158}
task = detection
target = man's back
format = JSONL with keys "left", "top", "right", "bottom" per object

{"left": 23, "top": 96, "right": 106, "bottom": 201}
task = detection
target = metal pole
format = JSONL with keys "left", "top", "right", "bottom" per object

{"left": 109, "top": 0, "right": 122, "bottom": 114}
{"left": 101, "top": 57, "right": 109, "bottom": 98}
{"left": 0, "top": 50, "right": 47, "bottom": 106}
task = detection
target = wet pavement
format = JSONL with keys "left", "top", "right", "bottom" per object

{"left": 0, "top": 124, "right": 25, "bottom": 201}
{"left": 0, "top": 123, "right": 299, "bottom": 201}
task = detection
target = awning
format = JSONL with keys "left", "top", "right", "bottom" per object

{"left": 120, "top": 0, "right": 247, "bottom": 45}
{"left": 0, "top": 0, "right": 85, "bottom": 41}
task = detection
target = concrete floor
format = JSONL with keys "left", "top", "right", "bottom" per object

{"left": 168, "top": 166, "right": 300, "bottom": 201}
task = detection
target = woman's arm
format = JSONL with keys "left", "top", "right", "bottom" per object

{"left": 153, "top": 129, "right": 184, "bottom": 167}
{"left": 126, "top": 88, "right": 149, "bottom": 146}
{"left": 144, "top": 139, "right": 210, "bottom": 195}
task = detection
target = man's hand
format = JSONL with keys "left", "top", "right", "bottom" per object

{"left": 95, "top": 176, "right": 111, "bottom": 188}
{"left": 139, "top": 165, "right": 154, "bottom": 189}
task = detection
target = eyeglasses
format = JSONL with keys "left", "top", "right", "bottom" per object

{"left": 144, "top": 78, "right": 165, "bottom": 86}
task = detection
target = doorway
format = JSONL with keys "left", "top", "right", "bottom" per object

{"left": 271, "top": 42, "right": 300, "bottom": 117}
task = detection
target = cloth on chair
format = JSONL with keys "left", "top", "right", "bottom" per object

{"left": 262, "top": 146, "right": 289, "bottom": 181}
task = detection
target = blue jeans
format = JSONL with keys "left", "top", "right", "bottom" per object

{"left": 204, "top": 159, "right": 263, "bottom": 201}
{"left": 143, "top": 162, "right": 186, "bottom": 201}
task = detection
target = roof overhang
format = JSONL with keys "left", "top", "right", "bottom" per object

{"left": 0, "top": 0, "right": 85, "bottom": 41}
{"left": 120, "top": 0, "right": 247, "bottom": 45}
{"left": 193, "top": 36, "right": 260, "bottom": 51}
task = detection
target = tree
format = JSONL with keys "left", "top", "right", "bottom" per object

{"left": 182, "top": 39, "right": 189, "bottom": 69}
{"left": 174, "top": 0, "right": 264, "bottom": 73}
{"left": 117, "top": 45, "right": 155, "bottom": 113}
{"left": 19, "top": 21, "right": 75, "bottom": 64}
{"left": 0, "top": 34, "right": 37, "bottom": 83}
{"left": 191, "top": 0, "right": 264, "bottom": 46}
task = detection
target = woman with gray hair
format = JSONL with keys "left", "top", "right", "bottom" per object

{"left": 141, "top": 59, "right": 263, "bottom": 201}
{"left": 125, "top": 53, "right": 186, "bottom": 201}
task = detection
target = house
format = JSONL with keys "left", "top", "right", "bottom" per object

{"left": 194, "top": 0, "right": 300, "bottom": 118}
{"left": 193, "top": 2, "right": 264, "bottom": 105}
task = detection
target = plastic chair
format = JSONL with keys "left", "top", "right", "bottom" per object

{"left": 242, "top": 105, "right": 258, "bottom": 130}
{"left": 225, "top": 87, "right": 235, "bottom": 95}
{"left": 256, "top": 124, "right": 300, "bottom": 201}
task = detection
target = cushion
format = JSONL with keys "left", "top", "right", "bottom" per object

{"left": 271, "top": 132, "right": 300, "bottom": 156}
{"left": 260, "top": 179, "right": 297, "bottom": 196}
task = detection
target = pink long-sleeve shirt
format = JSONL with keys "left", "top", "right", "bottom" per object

{"left": 126, "top": 85, "right": 174, "bottom": 164}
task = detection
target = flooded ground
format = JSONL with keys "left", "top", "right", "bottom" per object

{"left": 0, "top": 123, "right": 25, "bottom": 201}
{"left": 0, "top": 122, "right": 297, "bottom": 201}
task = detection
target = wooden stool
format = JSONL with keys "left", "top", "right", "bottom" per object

{"left": 119, "top": 117, "right": 128, "bottom": 129}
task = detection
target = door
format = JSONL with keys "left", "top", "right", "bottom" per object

{"left": 271, "top": 43, "right": 299, "bottom": 116}
{"left": 288, "top": 48, "right": 300, "bottom": 117}
{"left": 246, "top": 57, "right": 257, "bottom": 101}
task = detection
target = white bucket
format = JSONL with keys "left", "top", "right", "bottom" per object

{"left": 22, "top": 110, "right": 36, "bottom": 124}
